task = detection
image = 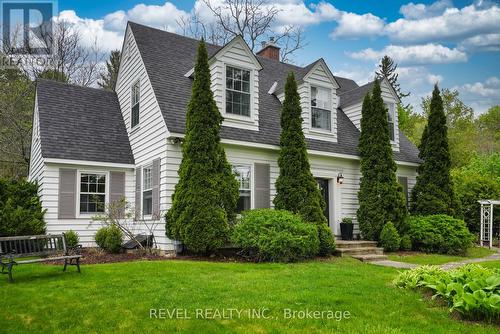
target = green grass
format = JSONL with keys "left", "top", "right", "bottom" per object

{"left": 0, "top": 258, "right": 497, "bottom": 333}
{"left": 476, "top": 260, "right": 500, "bottom": 269}
{"left": 387, "top": 247, "right": 496, "bottom": 265}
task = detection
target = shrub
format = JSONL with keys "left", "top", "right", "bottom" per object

{"left": 400, "top": 235, "right": 412, "bottom": 251}
{"left": 379, "top": 222, "right": 400, "bottom": 251}
{"left": 316, "top": 223, "right": 336, "bottom": 256}
{"left": 394, "top": 264, "right": 500, "bottom": 323}
{"left": 406, "top": 215, "right": 474, "bottom": 255}
{"left": 0, "top": 179, "right": 46, "bottom": 236}
{"left": 95, "top": 225, "right": 123, "bottom": 253}
{"left": 231, "top": 209, "right": 319, "bottom": 262}
{"left": 64, "top": 230, "right": 79, "bottom": 249}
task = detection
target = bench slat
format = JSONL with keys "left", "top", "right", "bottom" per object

{"left": 16, "top": 255, "right": 82, "bottom": 264}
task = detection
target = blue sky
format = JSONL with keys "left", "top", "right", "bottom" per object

{"left": 54, "top": 0, "right": 500, "bottom": 114}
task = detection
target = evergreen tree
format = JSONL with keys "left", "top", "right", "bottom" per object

{"left": 37, "top": 69, "right": 68, "bottom": 83}
{"left": 98, "top": 50, "right": 121, "bottom": 91}
{"left": 357, "top": 80, "right": 407, "bottom": 239}
{"left": 165, "top": 40, "right": 239, "bottom": 253}
{"left": 274, "top": 72, "right": 335, "bottom": 255}
{"left": 376, "top": 55, "right": 409, "bottom": 99}
{"left": 411, "top": 85, "right": 458, "bottom": 216}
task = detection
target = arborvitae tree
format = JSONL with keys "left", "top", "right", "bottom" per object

{"left": 98, "top": 50, "right": 121, "bottom": 91}
{"left": 37, "top": 69, "right": 68, "bottom": 83}
{"left": 411, "top": 85, "right": 458, "bottom": 216}
{"left": 165, "top": 40, "right": 239, "bottom": 253}
{"left": 357, "top": 80, "right": 407, "bottom": 239}
{"left": 274, "top": 72, "right": 335, "bottom": 255}
{"left": 376, "top": 55, "right": 409, "bottom": 99}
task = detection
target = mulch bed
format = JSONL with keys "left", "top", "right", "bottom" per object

{"left": 43, "top": 248, "right": 166, "bottom": 265}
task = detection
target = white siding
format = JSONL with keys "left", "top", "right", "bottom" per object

{"left": 342, "top": 79, "right": 400, "bottom": 151}
{"left": 211, "top": 38, "right": 260, "bottom": 131}
{"left": 28, "top": 96, "right": 44, "bottom": 188}
{"left": 41, "top": 164, "right": 135, "bottom": 247}
{"left": 115, "top": 26, "right": 173, "bottom": 251}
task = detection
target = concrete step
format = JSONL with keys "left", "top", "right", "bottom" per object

{"left": 336, "top": 247, "right": 384, "bottom": 256}
{"left": 351, "top": 254, "right": 388, "bottom": 262}
{"left": 336, "top": 240, "right": 378, "bottom": 249}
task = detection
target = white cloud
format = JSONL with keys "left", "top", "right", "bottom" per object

{"left": 333, "top": 66, "right": 376, "bottom": 86}
{"left": 330, "top": 12, "right": 385, "bottom": 39}
{"left": 458, "top": 33, "right": 500, "bottom": 52}
{"left": 386, "top": 2, "right": 500, "bottom": 43}
{"left": 347, "top": 44, "right": 467, "bottom": 65}
{"left": 399, "top": 0, "right": 453, "bottom": 19}
{"left": 451, "top": 76, "right": 500, "bottom": 114}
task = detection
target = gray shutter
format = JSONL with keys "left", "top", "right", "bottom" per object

{"left": 254, "top": 163, "right": 270, "bottom": 209}
{"left": 135, "top": 167, "right": 142, "bottom": 220}
{"left": 152, "top": 158, "right": 161, "bottom": 217}
{"left": 58, "top": 168, "right": 77, "bottom": 219}
{"left": 110, "top": 172, "right": 125, "bottom": 204}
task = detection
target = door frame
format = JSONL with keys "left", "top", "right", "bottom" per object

{"left": 311, "top": 168, "right": 342, "bottom": 236}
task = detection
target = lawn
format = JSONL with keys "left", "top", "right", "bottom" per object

{"left": 0, "top": 258, "right": 497, "bottom": 333}
{"left": 387, "top": 246, "right": 496, "bottom": 265}
{"left": 476, "top": 260, "right": 500, "bottom": 269}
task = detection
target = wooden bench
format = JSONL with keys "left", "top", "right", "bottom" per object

{"left": 0, "top": 234, "right": 82, "bottom": 283}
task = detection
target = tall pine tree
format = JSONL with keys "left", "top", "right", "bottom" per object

{"left": 98, "top": 50, "right": 121, "bottom": 91}
{"left": 411, "top": 85, "right": 458, "bottom": 216}
{"left": 376, "top": 55, "right": 409, "bottom": 99}
{"left": 357, "top": 80, "right": 407, "bottom": 239}
{"left": 165, "top": 40, "right": 239, "bottom": 253}
{"left": 274, "top": 72, "right": 335, "bottom": 255}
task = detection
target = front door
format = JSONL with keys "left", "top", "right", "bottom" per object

{"left": 316, "top": 178, "right": 330, "bottom": 226}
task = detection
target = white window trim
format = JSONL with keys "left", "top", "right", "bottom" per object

{"left": 385, "top": 102, "right": 396, "bottom": 144}
{"left": 222, "top": 63, "right": 255, "bottom": 124}
{"left": 309, "top": 83, "right": 333, "bottom": 134}
{"left": 76, "top": 170, "right": 109, "bottom": 219}
{"left": 131, "top": 79, "right": 141, "bottom": 130}
{"left": 141, "top": 163, "right": 153, "bottom": 219}
{"left": 232, "top": 163, "right": 254, "bottom": 213}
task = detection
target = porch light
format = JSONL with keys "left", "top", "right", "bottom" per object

{"left": 337, "top": 173, "right": 344, "bottom": 184}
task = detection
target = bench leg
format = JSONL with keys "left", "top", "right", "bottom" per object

{"left": 76, "top": 257, "right": 81, "bottom": 273}
{"left": 7, "top": 263, "right": 14, "bottom": 283}
{"left": 63, "top": 259, "right": 68, "bottom": 272}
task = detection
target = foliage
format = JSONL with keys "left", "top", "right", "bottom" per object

{"left": 394, "top": 264, "right": 500, "bottom": 323}
{"left": 98, "top": 50, "right": 121, "bottom": 91}
{"left": 357, "top": 80, "right": 407, "bottom": 240}
{"left": 379, "top": 222, "right": 400, "bottom": 252}
{"left": 397, "top": 104, "right": 426, "bottom": 147}
{"left": 95, "top": 225, "right": 123, "bottom": 253}
{"left": 411, "top": 85, "right": 459, "bottom": 217}
{"left": 476, "top": 106, "right": 500, "bottom": 155}
{"left": 37, "top": 69, "right": 69, "bottom": 83}
{"left": 400, "top": 234, "right": 412, "bottom": 251}
{"left": 231, "top": 209, "right": 319, "bottom": 262}
{"left": 64, "top": 230, "right": 79, "bottom": 249}
{"left": 165, "top": 40, "right": 239, "bottom": 253}
{"left": 406, "top": 215, "right": 474, "bottom": 255}
{"left": 0, "top": 63, "right": 34, "bottom": 179}
{"left": 0, "top": 179, "right": 46, "bottom": 236}
{"left": 376, "top": 55, "right": 409, "bottom": 99}
{"left": 273, "top": 72, "right": 334, "bottom": 255}
{"left": 341, "top": 217, "right": 353, "bottom": 224}
{"left": 452, "top": 154, "right": 500, "bottom": 234}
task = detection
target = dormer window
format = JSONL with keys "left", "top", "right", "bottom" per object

{"left": 385, "top": 103, "right": 395, "bottom": 141}
{"left": 226, "top": 66, "right": 251, "bottom": 117}
{"left": 311, "top": 86, "right": 331, "bottom": 131}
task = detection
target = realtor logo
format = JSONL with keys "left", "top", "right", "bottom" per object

{"left": 1, "top": 0, "right": 57, "bottom": 55}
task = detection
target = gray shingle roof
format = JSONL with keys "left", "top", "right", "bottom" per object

{"left": 130, "top": 22, "right": 420, "bottom": 164}
{"left": 36, "top": 79, "right": 134, "bottom": 164}
{"left": 339, "top": 81, "right": 375, "bottom": 108}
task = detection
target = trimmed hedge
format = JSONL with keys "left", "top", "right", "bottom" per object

{"left": 95, "top": 225, "right": 123, "bottom": 253}
{"left": 64, "top": 230, "right": 79, "bottom": 249}
{"left": 379, "top": 222, "right": 400, "bottom": 251}
{"left": 400, "top": 234, "right": 412, "bottom": 251}
{"left": 231, "top": 209, "right": 320, "bottom": 262}
{"left": 406, "top": 215, "right": 474, "bottom": 255}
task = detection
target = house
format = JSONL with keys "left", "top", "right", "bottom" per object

{"left": 28, "top": 22, "right": 421, "bottom": 253}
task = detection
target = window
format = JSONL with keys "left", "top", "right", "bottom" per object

{"left": 398, "top": 176, "right": 409, "bottom": 208}
{"left": 311, "top": 86, "right": 331, "bottom": 131}
{"left": 386, "top": 103, "right": 395, "bottom": 141}
{"left": 80, "top": 173, "right": 106, "bottom": 213}
{"left": 233, "top": 165, "right": 251, "bottom": 213}
{"left": 143, "top": 166, "right": 153, "bottom": 216}
{"left": 131, "top": 81, "right": 140, "bottom": 128}
{"left": 226, "top": 66, "right": 251, "bottom": 117}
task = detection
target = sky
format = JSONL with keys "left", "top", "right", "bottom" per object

{"left": 53, "top": 0, "right": 500, "bottom": 114}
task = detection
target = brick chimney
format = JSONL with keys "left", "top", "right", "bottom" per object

{"left": 256, "top": 37, "right": 280, "bottom": 61}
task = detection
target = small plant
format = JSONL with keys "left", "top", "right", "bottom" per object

{"left": 379, "top": 222, "right": 400, "bottom": 252}
{"left": 64, "top": 230, "right": 79, "bottom": 249}
{"left": 400, "top": 234, "right": 412, "bottom": 251}
{"left": 341, "top": 217, "right": 353, "bottom": 224}
{"left": 94, "top": 225, "right": 123, "bottom": 253}
{"left": 231, "top": 209, "right": 320, "bottom": 262}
